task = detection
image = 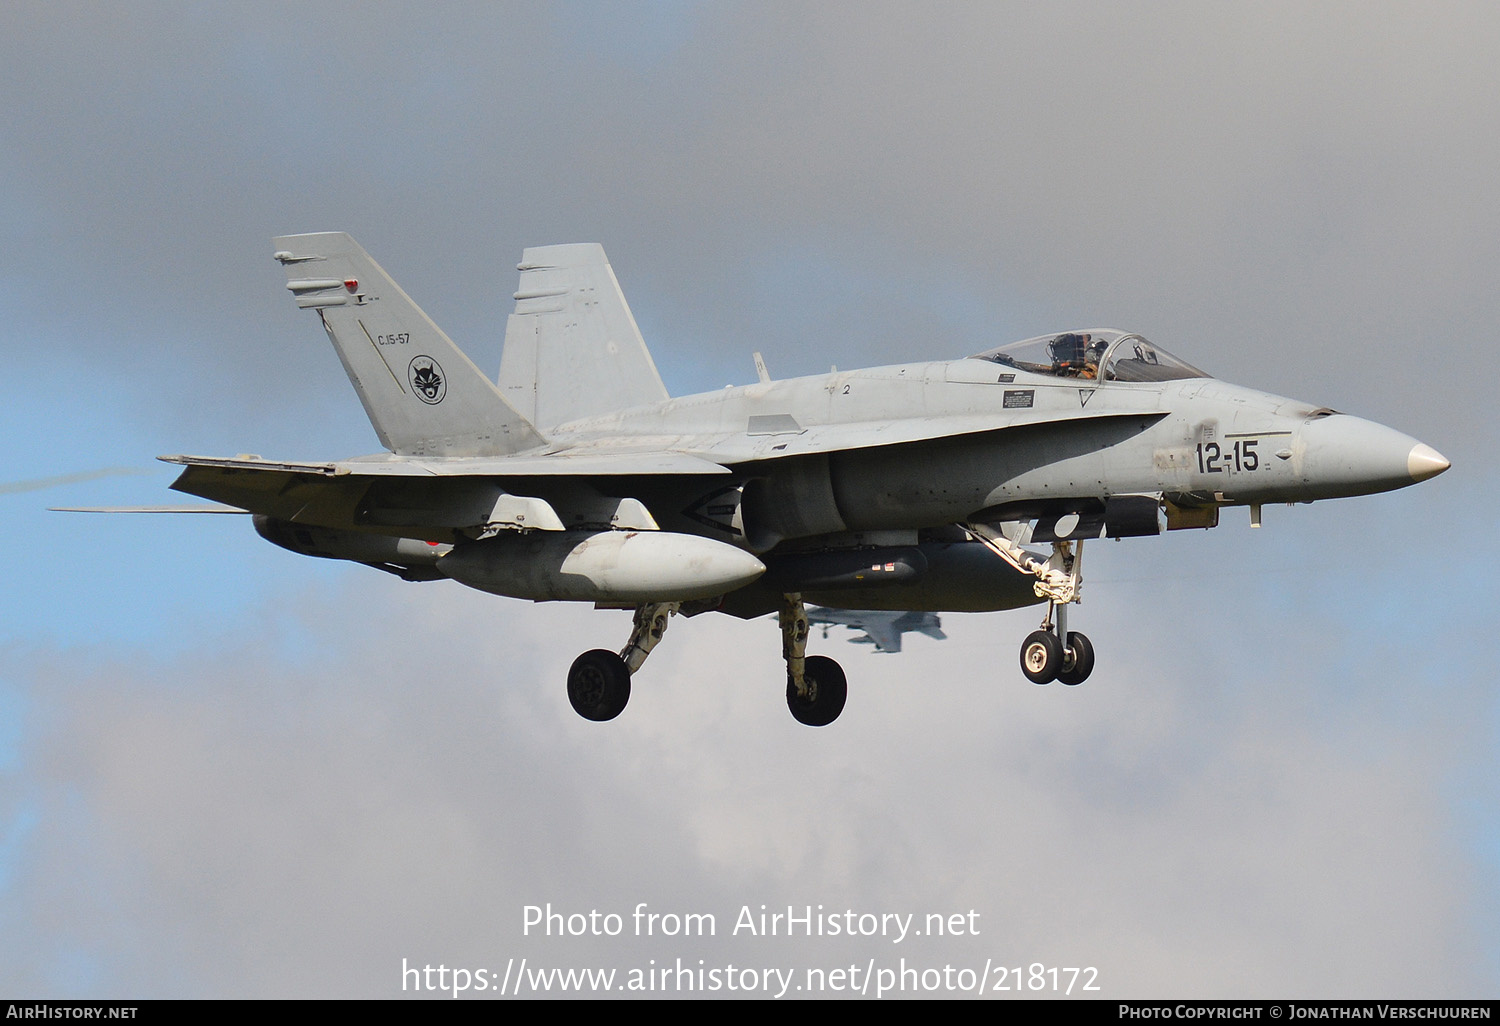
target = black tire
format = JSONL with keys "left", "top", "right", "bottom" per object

{"left": 1056, "top": 631, "right": 1095, "bottom": 686}
{"left": 1020, "top": 630, "right": 1063, "bottom": 684}
{"left": 786, "top": 655, "right": 847, "bottom": 726}
{"left": 567, "top": 649, "right": 631, "bottom": 721}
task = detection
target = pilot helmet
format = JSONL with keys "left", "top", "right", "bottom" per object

{"left": 1049, "top": 333, "right": 1085, "bottom": 365}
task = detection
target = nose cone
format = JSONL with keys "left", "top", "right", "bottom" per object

{"left": 1300, "top": 415, "right": 1450, "bottom": 499}
{"left": 1407, "top": 443, "right": 1450, "bottom": 483}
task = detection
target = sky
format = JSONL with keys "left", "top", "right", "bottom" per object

{"left": 2, "top": 0, "right": 1496, "bottom": 999}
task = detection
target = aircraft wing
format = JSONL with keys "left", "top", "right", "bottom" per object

{"left": 160, "top": 450, "right": 731, "bottom": 478}
{"left": 52, "top": 504, "right": 247, "bottom": 513}
{"left": 161, "top": 404, "right": 1159, "bottom": 481}
{"left": 854, "top": 620, "right": 904, "bottom": 653}
{"left": 161, "top": 405, "right": 1159, "bottom": 533}
{"left": 160, "top": 450, "right": 729, "bottom": 537}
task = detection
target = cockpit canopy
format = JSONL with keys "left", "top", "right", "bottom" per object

{"left": 972, "top": 330, "right": 1209, "bottom": 383}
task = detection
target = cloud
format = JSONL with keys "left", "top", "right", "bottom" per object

{"left": 7, "top": 4, "right": 1498, "bottom": 417}
{"left": 0, "top": 468, "right": 146, "bottom": 497}
{"left": 3, "top": 548, "right": 1489, "bottom": 996}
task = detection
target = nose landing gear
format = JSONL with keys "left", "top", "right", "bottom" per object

{"left": 961, "top": 523, "right": 1098, "bottom": 687}
{"left": 1020, "top": 629, "right": 1063, "bottom": 684}
{"left": 1019, "top": 599, "right": 1094, "bottom": 686}
{"left": 1056, "top": 630, "right": 1094, "bottom": 686}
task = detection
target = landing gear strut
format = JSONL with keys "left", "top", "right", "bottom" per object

{"left": 566, "top": 602, "right": 677, "bottom": 722}
{"left": 565, "top": 596, "right": 850, "bottom": 725}
{"left": 961, "top": 525, "right": 1097, "bottom": 687}
{"left": 781, "top": 593, "right": 846, "bottom": 726}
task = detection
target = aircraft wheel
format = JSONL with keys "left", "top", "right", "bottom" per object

{"left": 1020, "top": 630, "right": 1063, "bottom": 684}
{"left": 1056, "top": 631, "right": 1095, "bottom": 686}
{"left": 567, "top": 649, "right": 631, "bottom": 721}
{"left": 786, "top": 655, "right": 847, "bottom": 726}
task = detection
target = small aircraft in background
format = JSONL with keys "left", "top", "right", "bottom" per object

{"left": 807, "top": 607, "right": 946, "bottom": 654}
{"left": 119, "top": 234, "right": 1446, "bottom": 726}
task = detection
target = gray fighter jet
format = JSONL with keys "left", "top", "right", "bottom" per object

{"left": 807, "top": 607, "right": 946, "bottom": 654}
{"left": 158, "top": 233, "right": 1448, "bottom": 726}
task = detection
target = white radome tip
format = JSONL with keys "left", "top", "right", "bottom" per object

{"left": 1407, "top": 443, "right": 1450, "bottom": 482}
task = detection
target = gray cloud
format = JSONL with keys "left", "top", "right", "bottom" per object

{"left": 0, "top": 468, "right": 145, "bottom": 496}
{"left": 4, "top": 536, "right": 1491, "bottom": 997}
{"left": 6, "top": 5, "right": 1496, "bottom": 429}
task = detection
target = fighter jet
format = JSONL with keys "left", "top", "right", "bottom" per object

{"left": 155, "top": 233, "right": 1448, "bottom": 726}
{"left": 807, "top": 607, "right": 946, "bottom": 654}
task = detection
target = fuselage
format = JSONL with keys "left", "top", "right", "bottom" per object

{"left": 229, "top": 328, "right": 1446, "bottom": 618}
{"left": 547, "top": 331, "right": 1444, "bottom": 548}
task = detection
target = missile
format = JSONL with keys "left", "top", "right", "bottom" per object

{"left": 764, "top": 546, "right": 929, "bottom": 590}
{"left": 253, "top": 514, "right": 449, "bottom": 576}
{"left": 437, "top": 530, "right": 767, "bottom": 602}
{"left": 800, "top": 540, "right": 1040, "bottom": 612}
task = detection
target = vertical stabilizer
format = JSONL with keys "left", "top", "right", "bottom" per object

{"left": 274, "top": 232, "right": 545, "bottom": 457}
{"left": 499, "top": 244, "right": 670, "bottom": 430}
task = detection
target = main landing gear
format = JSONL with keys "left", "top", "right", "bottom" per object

{"left": 780, "top": 593, "right": 847, "bottom": 726}
{"left": 566, "top": 649, "right": 631, "bottom": 720}
{"left": 564, "top": 593, "right": 848, "bottom": 726}
{"left": 566, "top": 601, "right": 677, "bottom": 721}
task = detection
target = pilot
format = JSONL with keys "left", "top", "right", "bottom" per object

{"left": 1048, "top": 333, "right": 1087, "bottom": 376}
{"left": 1079, "top": 335, "right": 1107, "bottom": 380}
